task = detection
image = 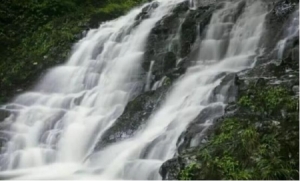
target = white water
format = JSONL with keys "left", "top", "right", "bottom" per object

{"left": 189, "top": 0, "right": 196, "bottom": 9}
{"left": 277, "top": 9, "right": 299, "bottom": 59}
{"left": 189, "top": 0, "right": 215, "bottom": 9}
{"left": 82, "top": 0, "right": 267, "bottom": 180}
{"left": 145, "top": 61, "right": 155, "bottom": 91}
{"left": 0, "top": 0, "right": 268, "bottom": 180}
{"left": 0, "top": 0, "right": 185, "bottom": 179}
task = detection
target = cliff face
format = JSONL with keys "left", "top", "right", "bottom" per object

{"left": 0, "top": 0, "right": 298, "bottom": 179}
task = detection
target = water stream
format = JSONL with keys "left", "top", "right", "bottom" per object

{"left": 0, "top": 0, "right": 270, "bottom": 179}
{"left": 85, "top": 0, "right": 267, "bottom": 180}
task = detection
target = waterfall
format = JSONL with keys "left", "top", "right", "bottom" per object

{"left": 145, "top": 61, "right": 155, "bottom": 91}
{"left": 83, "top": 0, "right": 267, "bottom": 180}
{"left": 0, "top": 0, "right": 185, "bottom": 179}
{"left": 189, "top": 0, "right": 196, "bottom": 9}
{"left": 0, "top": 0, "right": 270, "bottom": 180}
{"left": 277, "top": 9, "right": 299, "bottom": 59}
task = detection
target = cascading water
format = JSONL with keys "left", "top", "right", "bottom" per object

{"left": 188, "top": 0, "right": 215, "bottom": 9}
{"left": 0, "top": 0, "right": 270, "bottom": 180}
{"left": 189, "top": 0, "right": 196, "bottom": 9}
{"left": 0, "top": 0, "right": 185, "bottom": 179}
{"left": 277, "top": 9, "right": 299, "bottom": 59}
{"left": 81, "top": 0, "right": 267, "bottom": 180}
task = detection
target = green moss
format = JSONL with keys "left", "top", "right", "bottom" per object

{"left": 179, "top": 86, "right": 299, "bottom": 180}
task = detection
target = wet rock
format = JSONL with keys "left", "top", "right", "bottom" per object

{"left": 0, "top": 109, "right": 11, "bottom": 152}
{"left": 94, "top": 86, "right": 170, "bottom": 151}
{"left": 177, "top": 105, "right": 224, "bottom": 152}
{"left": 225, "top": 103, "right": 238, "bottom": 114}
{"left": 143, "top": 2, "right": 214, "bottom": 87}
{"left": 209, "top": 73, "right": 239, "bottom": 104}
{"left": 279, "top": 36, "right": 299, "bottom": 60}
{"left": 0, "top": 109, "right": 10, "bottom": 122}
{"left": 180, "top": 5, "right": 213, "bottom": 57}
{"left": 144, "top": 10, "right": 182, "bottom": 82}
{"left": 232, "top": 0, "right": 246, "bottom": 22}
{"left": 179, "top": 11, "right": 198, "bottom": 57}
{"left": 142, "top": 2, "right": 159, "bottom": 12}
{"left": 135, "top": 2, "right": 159, "bottom": 22}
{"left": 160, "top": 157, "right": 183, "bottom": 180}
{"left": 172, "top": 1, "right": 189, "bottom": 14}
{"left": 260, "top": 0, "right": 298, "bottom": 53}
{"left": 273, "top": 0, "right": 296, "bottom": 17}
{"left": 282, "top": 46, "right": 299, "bottom": 70}
{"left": 163, "top": 52, "right": 176, "bottom": 72}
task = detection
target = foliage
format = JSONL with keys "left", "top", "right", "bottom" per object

{"left": 0, "top": 0, "right": 145, "bottom": 104}
{"left": 179, "top": 86, "right": 299, "bottom": 180}
{"left": 179, "top": 162, "right": 200, "bottom": 180}
{"left": 238, "top": 85, "right": 298, "bottom": 115}
{"left": 98, "top": 0, "right": 144, "bottom": 14}
{"left": 163, "top": 77, "right": 172, "bottom": 86}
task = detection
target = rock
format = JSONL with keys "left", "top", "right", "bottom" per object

{"left": 232, "top": 0, "right": 246, "bottom": 22}
{"left": 172, "top": 1, "right": 189, "bottom": 14}
{"left": 160, "top": 157, "right": 183, "bottom": 180}
{"left": 144, "top": 15, "right": 180, "bottom": 82}
{"left": 177, "top": 105, "right": 224, "bottom": 152}
{"left": 261, "top": 0, "right": 298, "bottom": 53}
{"left": 255, "top": 78, "right": 267, "bottom": 87}
{"left": 94, "top": 86, "right": 170, "bottom": 151}
{"left": 143, "top": 2, "right": 215, "bottom": 87}
{"left": 210, "top": 73, "right": 239, "bottom": 104}
{"left": 163, "top": 52, "right": 176, "bottom": 72}
{"left": 225, "top": 103, "right": 238, "bottom": 114}
{"left": 180, "top": 5, "right": 213, "bottom": 57}
{"left": 143, "top": 1, "right": 159, "bottom": 12}
{"left": 292, "top": 85, "right": 299, "bottom": 95}
{"left": 135, "top": 2, "right": 159, "bottom": 21}
{"left": 0, "top": 109, "right": 10, "bottom": 122}
{"left": 179, "top": 10, "right": 198, "bottom": 57}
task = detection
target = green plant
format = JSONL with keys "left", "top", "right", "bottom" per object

{"left": 179, "top": 162, "right": 200, "bottom": 180}
{"left": 0, "top": 0, "right": 145, "bottom": 104}
{"left": 238, "top": 85, "right": 298, "bottom": 115}
{"left": 179, "top": 86, "right": 299, "bottom": 180}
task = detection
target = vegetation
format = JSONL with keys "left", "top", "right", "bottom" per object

{"left": 179, "top": 85, "right": 299, "bottom": 180}
{"left": 0, "top": 0, "right": 145, "bottom": 104}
